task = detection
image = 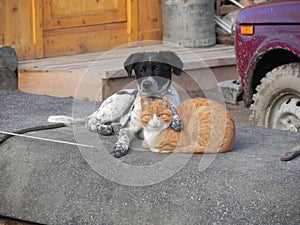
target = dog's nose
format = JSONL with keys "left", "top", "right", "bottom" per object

{"left": 142, "top": 80, "right": 152, "bottom": 89}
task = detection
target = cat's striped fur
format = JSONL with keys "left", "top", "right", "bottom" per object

{"left": 141, "top": 97, "right": 235, "bottom": 154}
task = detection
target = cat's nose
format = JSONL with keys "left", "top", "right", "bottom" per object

{"left": 142, "top": 80, "right": 153, "bottom": 89}
{"left": 153, "top": 120, "right": 159, "bottom": 126}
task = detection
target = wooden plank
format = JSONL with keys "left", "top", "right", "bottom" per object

{"left": 138, "top": 0, "right": 162, "bottom": 32}
{"left": 19, "top": 45, "right": 236, "bottom": 72}
{"left": 43, "top": 23, "right": 128, "bottom": 57}
{"left": 0, "top": 0, "right": 6, "bottom": 45}
{"left": 5, "top": 0, "right": 18, "bottom": 46}
{"left": 127, "top": 0, "right": 139, "bottom": 43}
{"left": 18, "top": 0, "right": 32, "bottom": 44}
{"left": 18, "top": 0, "right": 38, "bottom": 59}
{"left": 138, "top": 0, "right": 162, "bottom": 41}
{"left": 33, "top": 0, "right": 44, "bottom": 58}
{"left": 19, "top": 70, "right": 106, "bottom": 101}
{"left": 43, "top": 0, "right": 126, "bottom": 30}
{"left": 139, "top": 29, "right": 162, "bottom": 41}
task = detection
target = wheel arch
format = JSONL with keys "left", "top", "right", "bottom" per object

{"left": 249, "top": 62, "right": 300, "bottom": 131}
{"left": 245, "top": 48, "right": 300, "bottom": 106}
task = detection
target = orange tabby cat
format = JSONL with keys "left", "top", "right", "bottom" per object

{"left": 140, "top": 97, "right": 235, "bottom": 154}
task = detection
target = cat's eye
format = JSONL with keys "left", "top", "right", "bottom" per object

{"left": 158, "top": 113, "right": 169, "bottom": 119}
{"left": 142, "top": 114, "right": 153, "bottom": 120}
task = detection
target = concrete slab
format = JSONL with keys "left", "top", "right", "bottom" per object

{"left": 0, "top": 90, "right": 299, "bottom": 225}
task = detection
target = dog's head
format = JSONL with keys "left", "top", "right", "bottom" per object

{"left": 124, "top": 51, "right": 183, "bottom": 97}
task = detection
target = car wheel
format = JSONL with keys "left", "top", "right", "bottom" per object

{"left": 250, "top": 63, "right": 300, "bottom": 132}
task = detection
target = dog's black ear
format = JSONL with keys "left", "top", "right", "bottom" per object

{"left": 124, "top": 52, "right": 144, "bottom": 77}
{"left": 159, "top": 51, "right": 183, "bottom": 76}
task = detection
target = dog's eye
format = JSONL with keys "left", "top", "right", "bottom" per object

{"left": 154, "top": 67, "right": 160, "bottom": 73}
{"left": 139, "top": 67, "right": 145, "bottom": 73}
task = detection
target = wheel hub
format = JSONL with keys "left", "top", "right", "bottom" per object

{"left": 270, "top": 97, "right": 300, "bottom": 132}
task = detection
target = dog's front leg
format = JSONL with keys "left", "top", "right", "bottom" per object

{"left": 87, "top": 89, "right": 137, "bottom": 134}
{"left": 95, "top": 122, "right": 122, "bottom": 136}
{"left": 111, "top": 126, "right": 141, "bottom": 158}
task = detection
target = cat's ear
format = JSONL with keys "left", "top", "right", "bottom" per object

{"left": 162, "top": 96, "right": 171, "bottom": 108}
{"left": 141, "top": 97, "right": 151, "bottom": 108}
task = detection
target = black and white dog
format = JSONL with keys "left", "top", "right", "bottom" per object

{"left": 48, "top": 51, "right": 183, "bottom": 157}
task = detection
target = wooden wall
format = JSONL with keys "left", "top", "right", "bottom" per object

{"left": 0, "top": 0, "right": 163, "bottom": 60}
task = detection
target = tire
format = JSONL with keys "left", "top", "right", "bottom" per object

{"left": 250, "top": 63, "right": 300, "bottom": 132}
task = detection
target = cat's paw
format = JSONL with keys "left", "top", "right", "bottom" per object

{"left": 170, "top": 114, "right": 183, "bottom": 131}
{"left": 150, "top": 148, "right": 172, "bottom": 153}
{"left": 97, "top": 124, "right": 113, "bottom": 136}
{"left": 150, "top": 148, "right": 160, "bottom": 153}
{"left": 143, "top": 140, "right": 150, "bottom": 148}
{"left": 111, "top": 142, "right": 129, "bottom": 158}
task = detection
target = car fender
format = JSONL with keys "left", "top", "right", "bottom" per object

{"left": 242, "top": 34, "right": 300, "bottom": 106}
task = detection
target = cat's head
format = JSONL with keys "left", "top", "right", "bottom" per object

{"left": 140, "top": 97, "right": 173, "bottom": 130}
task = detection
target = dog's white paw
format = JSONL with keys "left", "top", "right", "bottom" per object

{"left": 111, "top": 142, "right": 129, "bottom": 158}
{"left": 97, "top": 124, "right": 113, "bottom": 136}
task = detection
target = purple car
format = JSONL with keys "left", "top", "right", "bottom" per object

{"left": 235, "top": 0, "right": 300, "bottom": 131}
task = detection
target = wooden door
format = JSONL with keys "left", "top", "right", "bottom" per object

{"left": 0, "top": 0, "right": 44, "bottom": 60}
{"left": 0, "top": 0, "right": 162, "bottom": 60}
{"left": 42, "top": 0, "right": 128, "bottom": 57}
{"left": 43, "top": 0, "right": 126, "bottom": 30}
